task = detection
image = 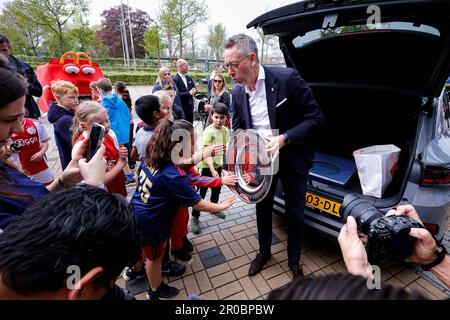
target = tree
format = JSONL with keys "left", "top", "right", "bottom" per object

{"left": 96, "top": 4, "right": 152, "bottom": 59}
{"left": 158, "top": 12, "right": 178, "bottom": 63}
{"left": 0, "top": 0, "right": 44, "bottom": 56}
{"left": 69, "top": 16, "right": 95, "bottom": 53}
{"left": 144, "top": 25, "right": 165, "bottom": 66}
{"left": 9, "top": 0, "right": 89, "bottom": 56}
{"left": 187, "top": 27, "right": 197, "bottom": 58}
{"left": 159, "top": 0, "right": 207, "bottom": 58}
{"left": 256, "top": 27, "right": 277, "bottom": 63}
{"left": 206, "top": 23, "right": 227, "bottom": 61}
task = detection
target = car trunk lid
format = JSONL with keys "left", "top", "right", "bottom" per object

{"left": 247, "top": 0, "right": 450, "bottom": 105}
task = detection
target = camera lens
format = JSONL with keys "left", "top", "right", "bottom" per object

{"left": 340, "top": 194, "right": 384, "bottom": 235}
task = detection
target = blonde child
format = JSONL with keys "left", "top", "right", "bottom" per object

{"left": 71, "top": 101, "right": 128, "bottom": 196}
{"left": 47, "top": 80, "right": 79, "bottom": 169}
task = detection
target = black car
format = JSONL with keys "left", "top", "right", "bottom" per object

{"left": 248, "top": 0, "right": 450, "bottom": 240}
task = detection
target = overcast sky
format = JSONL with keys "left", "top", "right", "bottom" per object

{"left": 89, "top": 0, "right": 300, "bottom": 39}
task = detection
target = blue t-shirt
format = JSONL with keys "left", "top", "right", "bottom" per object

{"left": 0, "top": 162, "right": 49, "bottom": 230}
{"left": 130, "top": 162, "right": 201, "bottom": 245}
{"left": 101, "top": 94, "right": 131, "bottom": 145}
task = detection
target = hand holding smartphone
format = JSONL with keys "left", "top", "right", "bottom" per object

{"left": 87, "top": 123, "right": 105, "bottom": 161}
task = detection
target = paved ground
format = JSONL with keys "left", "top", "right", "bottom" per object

{"left": 41, "top": 86, "right": 449, "bottom": 300}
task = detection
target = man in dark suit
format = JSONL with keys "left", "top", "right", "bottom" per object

{"left": 224, "top": 34, "right": 325, "bottom": 279}
{"left": 173, "top": 59, "right": 197, "bottom": 123}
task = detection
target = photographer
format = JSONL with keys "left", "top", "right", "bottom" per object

{"left": 338, "top": 204, "right": 450, "bottom": 289}
{"left": 0, "top": 35, "right": 42, "bottom": 119}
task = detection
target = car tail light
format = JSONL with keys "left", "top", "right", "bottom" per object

{"left": 421, "top": 165, "right": 450, "bottom": 186}
{"left": 423, "top": 223, "right": 440, "bottom": 236}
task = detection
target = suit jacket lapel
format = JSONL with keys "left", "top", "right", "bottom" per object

{"left": 175, "top": 74, "right": 188, "bottom": 91}
{"left": 243, "top": 91, "right": 252, "bottom": 128}
{"left": 264, "top": 67, "right": 277, "bottom": 129}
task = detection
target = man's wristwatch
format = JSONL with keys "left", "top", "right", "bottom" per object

{"left": 282, "top": 133, "right": 291, "bottom": 145}
{"left": 421, "top": 244, "right": 448, "bottom": 271}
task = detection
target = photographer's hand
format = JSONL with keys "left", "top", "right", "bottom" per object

{"left": 338, "top": 216, "right": 373, "bottom": 278}
{"left": 387, "top": 205, "right": 450, "bottom": 288}
{"left": 386, "top": 205, "right": 437, "bottom": 265}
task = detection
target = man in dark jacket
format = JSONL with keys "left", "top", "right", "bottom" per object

{"left": 0, "top": 35, "right": 42, "bottom": 119}
{"left": 225, "top": 34, "right": 325, "bottom": 279}
{"left": 173, "top": 59, "right": 197, "bottom": 123}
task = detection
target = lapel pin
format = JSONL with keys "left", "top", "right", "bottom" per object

{"left": 271, "top": 87, "right": 274, "bottom": 92}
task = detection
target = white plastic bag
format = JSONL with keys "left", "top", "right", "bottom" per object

{"left": 353, "top": 144, "right": 401, "bottom": 198}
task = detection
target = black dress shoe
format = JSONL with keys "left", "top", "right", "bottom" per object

{"left": 248, "top": 254, "right": 271, "bottom": 276}
{"left": 289, "top": 264, "right": 304, "bottom": 279}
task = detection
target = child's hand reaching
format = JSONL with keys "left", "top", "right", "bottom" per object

{"left": 218, "top": 195, "right": 236, "bottom": 211}
{"left": 211, "top": 168, "right": 220, "bottom": 178}
{"left": 222, "top": 172, "right": 238, "bottom": 186}
{"left": 203, "top": 143, "right": 226, "bottom": 159}
{"left": 119, "top": 147, "right": 128, "bottom": 159}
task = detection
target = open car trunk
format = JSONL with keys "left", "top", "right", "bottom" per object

{"left": 282, "top": 28, "right": 444, "bottom": 203}
{"left": 247, "top": 0, "right": 450, "bottom": 205}
{"left": 309, "top": 84, "right": 421, "bottom": 201}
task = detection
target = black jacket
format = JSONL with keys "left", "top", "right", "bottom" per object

{"left": 9, "top": 55, "right": 42, "bottom": 119}
{"left": 173, "top": 73, "right": 196, "bottom": 122}
{"left": 47, "top": 102, "right": 74, "bottom": 170}
{"left": 231, "top": 66, "right": 325, "bottom": 175}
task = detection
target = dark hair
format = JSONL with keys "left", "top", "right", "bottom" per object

{"left": 0, "top": 186, "right": 141, "bottom": 295}
{"left": 96, "top": 78, "right": 113, "bottom": 93}
{"left": 212, "top": 102, "right": 228, "bottom": 116}
{"left": 114, "top": 81, "right": 126, "bottom": 93}
{"left": 0, "top": 34, "right": 11, "bottom": 45}
{"left": 0, "top": 55, "right": 27, "bottom": 108}
{"left": 267, "top": 273, "right": 426, "bottom": 300}
{"left": 122, "top": 90, "right": 132, "bottom": 110}
{"left": 0, "top": 54, "right": 30, "bottom": 201}
{"left": 114, "top": 81, "right": 131, "bottom": 109}
{"left": 146, "top": 119, "right": 193, "bottom": 170}
{"left": 135, "top": 95, "right": 160, "bottom": 125}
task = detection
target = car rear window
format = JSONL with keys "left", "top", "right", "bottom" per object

{"left": 292, "top": 22, "right": 440, "bottom": 48}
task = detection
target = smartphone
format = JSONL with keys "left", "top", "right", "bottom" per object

{"left": 87, "top": 123, "right": 105, "bottom": 161}
{"left": 10, "top": 142, "right": 23, "bottom": 152}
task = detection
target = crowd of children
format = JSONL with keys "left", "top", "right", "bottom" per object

{"left": 0, "top": 66, "right": 237, "bottom": 300}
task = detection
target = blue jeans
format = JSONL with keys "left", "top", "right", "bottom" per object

{"left": 255, "top": 170, "right": 307, "bottom": 265}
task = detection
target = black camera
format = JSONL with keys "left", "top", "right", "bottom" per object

{"left": 340, "top": 194, "right": 425, "bottom": 264}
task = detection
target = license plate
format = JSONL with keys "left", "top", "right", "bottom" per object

{"left": 305, "top": 192, "right": 341, "bottom": 218}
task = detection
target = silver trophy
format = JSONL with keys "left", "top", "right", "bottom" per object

{"left": 225, "top": 130, "right": 276, "bottom": 203}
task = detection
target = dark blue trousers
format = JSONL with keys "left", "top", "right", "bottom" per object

{"left": 255, "top": 170, "right": 307, "bottom": 265}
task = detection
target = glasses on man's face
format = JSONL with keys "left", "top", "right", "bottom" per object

{"left": 224, "top": 54, "right": 251, "bottom": 71}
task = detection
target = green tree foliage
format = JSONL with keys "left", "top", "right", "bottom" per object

{"left": 144, "top": 25, "right": 165, "bottom": 65}
{"left": 9, "top": 0, "right": 89, "bottom": 56}
{"left": 0, "top": 1, "right": 43, "bottom": 56}
{"left": 157, "top": 11, "right": 178, "bottom": 63}
{"left": 158, "top": 0, "right": 207, "bottom": 58}
{"left": 206, "top": 23, "right": 226, "bottom": 61}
